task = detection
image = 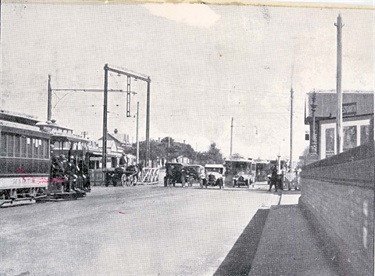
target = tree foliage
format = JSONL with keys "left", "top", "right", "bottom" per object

{"left": 127, "top": 138, "right": 223, "bottom": 165}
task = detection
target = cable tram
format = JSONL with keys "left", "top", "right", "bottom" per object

{"left": 0, "top": 111, "right": 51, "bottom": 207}
{"left": 37, "top": 120, "right": 91, "bottom": 200}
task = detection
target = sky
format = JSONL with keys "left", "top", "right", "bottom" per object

{"left": 1, "top": 2, "right": 374, "bottom": 161}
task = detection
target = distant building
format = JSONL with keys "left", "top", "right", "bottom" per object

{"left": 305, "top": 90, "right": 374, "bottom": 159}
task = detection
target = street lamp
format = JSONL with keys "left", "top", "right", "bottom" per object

{"left": 310, "top": 91, "right": 318, "bottom": 154}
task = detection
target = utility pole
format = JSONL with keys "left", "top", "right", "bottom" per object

{"left": 290, "top": 88, "right": 294, "bottom": 168}
{"left": 47, "top": 75, "right": 52, "bottom": 121}
{"left": 102, "top": 65, "right": 109, "bottom": 169}
{"left": 136, "top": 101, "right": 139, "bottom": 165}
{"left": 335, "top": 14, "right": 344, "bottom": 154}
{"left": 230, "top": 117, "right": 233, "bottom": 157}
{"left": 146, "top": 78, "right": 151, "bottom": 166}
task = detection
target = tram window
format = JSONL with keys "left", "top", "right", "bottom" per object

{"left": 7, "top": 135, "right": 14, "bottom": 157}
{"left": 42, "top": 139, "right": 48, "bottom": 159}
{"left": 1, "top": 134, "right": 6, "bottom": 156}
{"left": 34, "top": 139, "right": 39, "bottom": 159}
{"left": 27, "top": 138, "right": 32, "bottom": 158}
{"left": 15, "top": 135, "right": 21, "bottom": 157}
{"left": 20, "top": 136, "right": 27, "bottom": 157}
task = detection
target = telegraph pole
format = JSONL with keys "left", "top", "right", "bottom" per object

{"left": 335, "top": 14, "right": 344, "bottom": 154}
{"left": 290, "top": 88, "right": 294, "bottom": 168}
{"left": 230, "top": 117, "right": 233, "bottom": 157}
{"left": 47, "top": 75, "right": 52, "bottom": 121}
{"left": 102, "top": 65, "right": 109, "bottom": 169}
{"left": 146, "top": 77, "right": 151, "bottom": 166}
{"left": 136, "top": 101, "right": 140, "bottom": 165}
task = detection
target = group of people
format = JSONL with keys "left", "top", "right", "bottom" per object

{"left": 268, "top": 166, "right": 300, "bottom": 192}
{"left": 51, "top": 154, "right": 91, "bottom": 193}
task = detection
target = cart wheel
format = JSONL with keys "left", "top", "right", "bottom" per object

{"left": 121, "top": 174, "right": 126, "bottom": 186}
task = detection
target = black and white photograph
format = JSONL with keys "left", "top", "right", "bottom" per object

{"left": 0, "top": 1, "right": 374, "bottom": 275}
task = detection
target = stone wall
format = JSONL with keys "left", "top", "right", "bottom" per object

{"left": 299, "top": 142, "right": 374, "bottom": 276}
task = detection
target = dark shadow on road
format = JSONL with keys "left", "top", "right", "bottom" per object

{"left": 214, "top": 208, "right": 270, "bottom": 276}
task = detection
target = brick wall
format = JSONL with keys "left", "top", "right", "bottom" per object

{"left": 299, "top": 142, "right": 374, "bottom": 276}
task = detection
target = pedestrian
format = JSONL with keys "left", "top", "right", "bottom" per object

{"left": 268, "top": 166, "right": 278, "bottom": 192}
{"left": 119, "top": 153, "right": 127, "bottom": 167}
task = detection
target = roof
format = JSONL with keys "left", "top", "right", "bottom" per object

{"left": 205, "top": 164, "right": 225, "bottom": 168}
{"left": 98, "top": 133, "right": 123, "bottom": 144}
{"left": 0, "top": 109, "right": 39, "bottom": 126}
{"left": 305, "top": 90, "right": 374, "bottom": 123}
{"left": 185, "top": 164, "right": 204, "bottom": 168}
{"left": 225, "top": 159, "right": 253, "bottom": 163}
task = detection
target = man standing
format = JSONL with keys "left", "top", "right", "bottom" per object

{"left": 119, "top": 153, "right": 127, "bottom": 167}
{"left": 268, "top": 166, "right": 278, "bottom": 192}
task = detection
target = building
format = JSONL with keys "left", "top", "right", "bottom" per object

{"left": 97, "top": 130, "right": 136, "bottom": 168}
{"left": 305, "top": 90, "right": 374, "bottom": 160}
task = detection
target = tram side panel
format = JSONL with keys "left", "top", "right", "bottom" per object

{"left": 0, "top": 126, "right": 51, "bottom": 207}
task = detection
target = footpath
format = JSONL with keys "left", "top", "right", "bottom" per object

{"left": 248, "top": 190, "right": 340, "bottom": 276}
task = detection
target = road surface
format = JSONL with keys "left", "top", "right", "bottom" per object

{"left": 0, "top": 182, "right": 279, "bottom": 276}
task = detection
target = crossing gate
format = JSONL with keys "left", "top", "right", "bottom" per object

{"left": 141, "top": 168, "right": 160, "bottom": 184}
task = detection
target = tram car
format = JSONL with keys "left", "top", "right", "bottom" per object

{"left": 37, "top": 120, "right": 91, "bottom": 199}
{"left": 0, "top": 110, "right": 51, "bottom": 207}
{"left": 0, "top": 110, "right": 91, "bottom": 207}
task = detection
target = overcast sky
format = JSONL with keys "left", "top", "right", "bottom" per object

{"left": 1, "top": 3, "right": 374, "bottom": 160}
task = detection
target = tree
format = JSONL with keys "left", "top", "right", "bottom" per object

{"left": 196, "top": 142, "right": 223, "bottom": 165}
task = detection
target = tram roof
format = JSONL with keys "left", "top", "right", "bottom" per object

{"left": 0, "top": 119, "right": 51, "bottom": 138}
{"left": 51, "top": 133, "right": 89, "bottom": 143}
{"left": 225, "top": 159, "right": 253, "bottom": 163}
{"left": 0, "top": 110, "right": 40, "bottom": 126}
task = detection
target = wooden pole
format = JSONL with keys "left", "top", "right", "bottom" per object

{"left": 136, "top": 101, "right": 140, "bottom": 164}
{"left": 102, "top": 64, "right": 109, "bottom": 169}
{"left": 335, "top": 14, "right": 343, "bottom": 154}
{"left": 230, "top": 117, "right": 233, "bottom": 157}
{"left": 290, "top": 88, "right": 294, "bottom": 167}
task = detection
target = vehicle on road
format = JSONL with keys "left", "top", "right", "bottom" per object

{"left": 104, "top": 164, "right": 140, "bottom": 187}
{"left": 164, "top": 162, "right": 187, "bottom": 187}
{"left": 202, "top": 164, "right": 225, "bottom": 189}
{"left": 184, "top": 164, "right": 205, "bottom": 187}
{"left": 224, "top": 159, "right": 255, "bottom": 188}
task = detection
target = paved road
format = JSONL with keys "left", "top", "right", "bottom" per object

{"left": 0, "top": 182, "right": 279, "bottom": 276}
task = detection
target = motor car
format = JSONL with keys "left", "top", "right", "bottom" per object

{"left": 233, "top": 171, "right": 255, "bottom": 188}
{"left": 184, "top": 164, "right": 205, "bottom": 187}
{"left": 164, "top": 162, "right": 187, "bottom": 187}
{"left": 202, "top": 164, "right": 225, "bottom": 189}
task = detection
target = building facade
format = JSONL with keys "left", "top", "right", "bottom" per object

{"left": 305, "top": 90, "right": 374, "bottom": 160}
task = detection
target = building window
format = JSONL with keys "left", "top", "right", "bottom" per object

{"left": 343, "top": 126, "right": 357, "bottom": 151}
{"left": 360, "top": 125, "right": 370, "bottom": 145}
{"left": 325, "top": 128, "right": 335, "bottom": 158}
